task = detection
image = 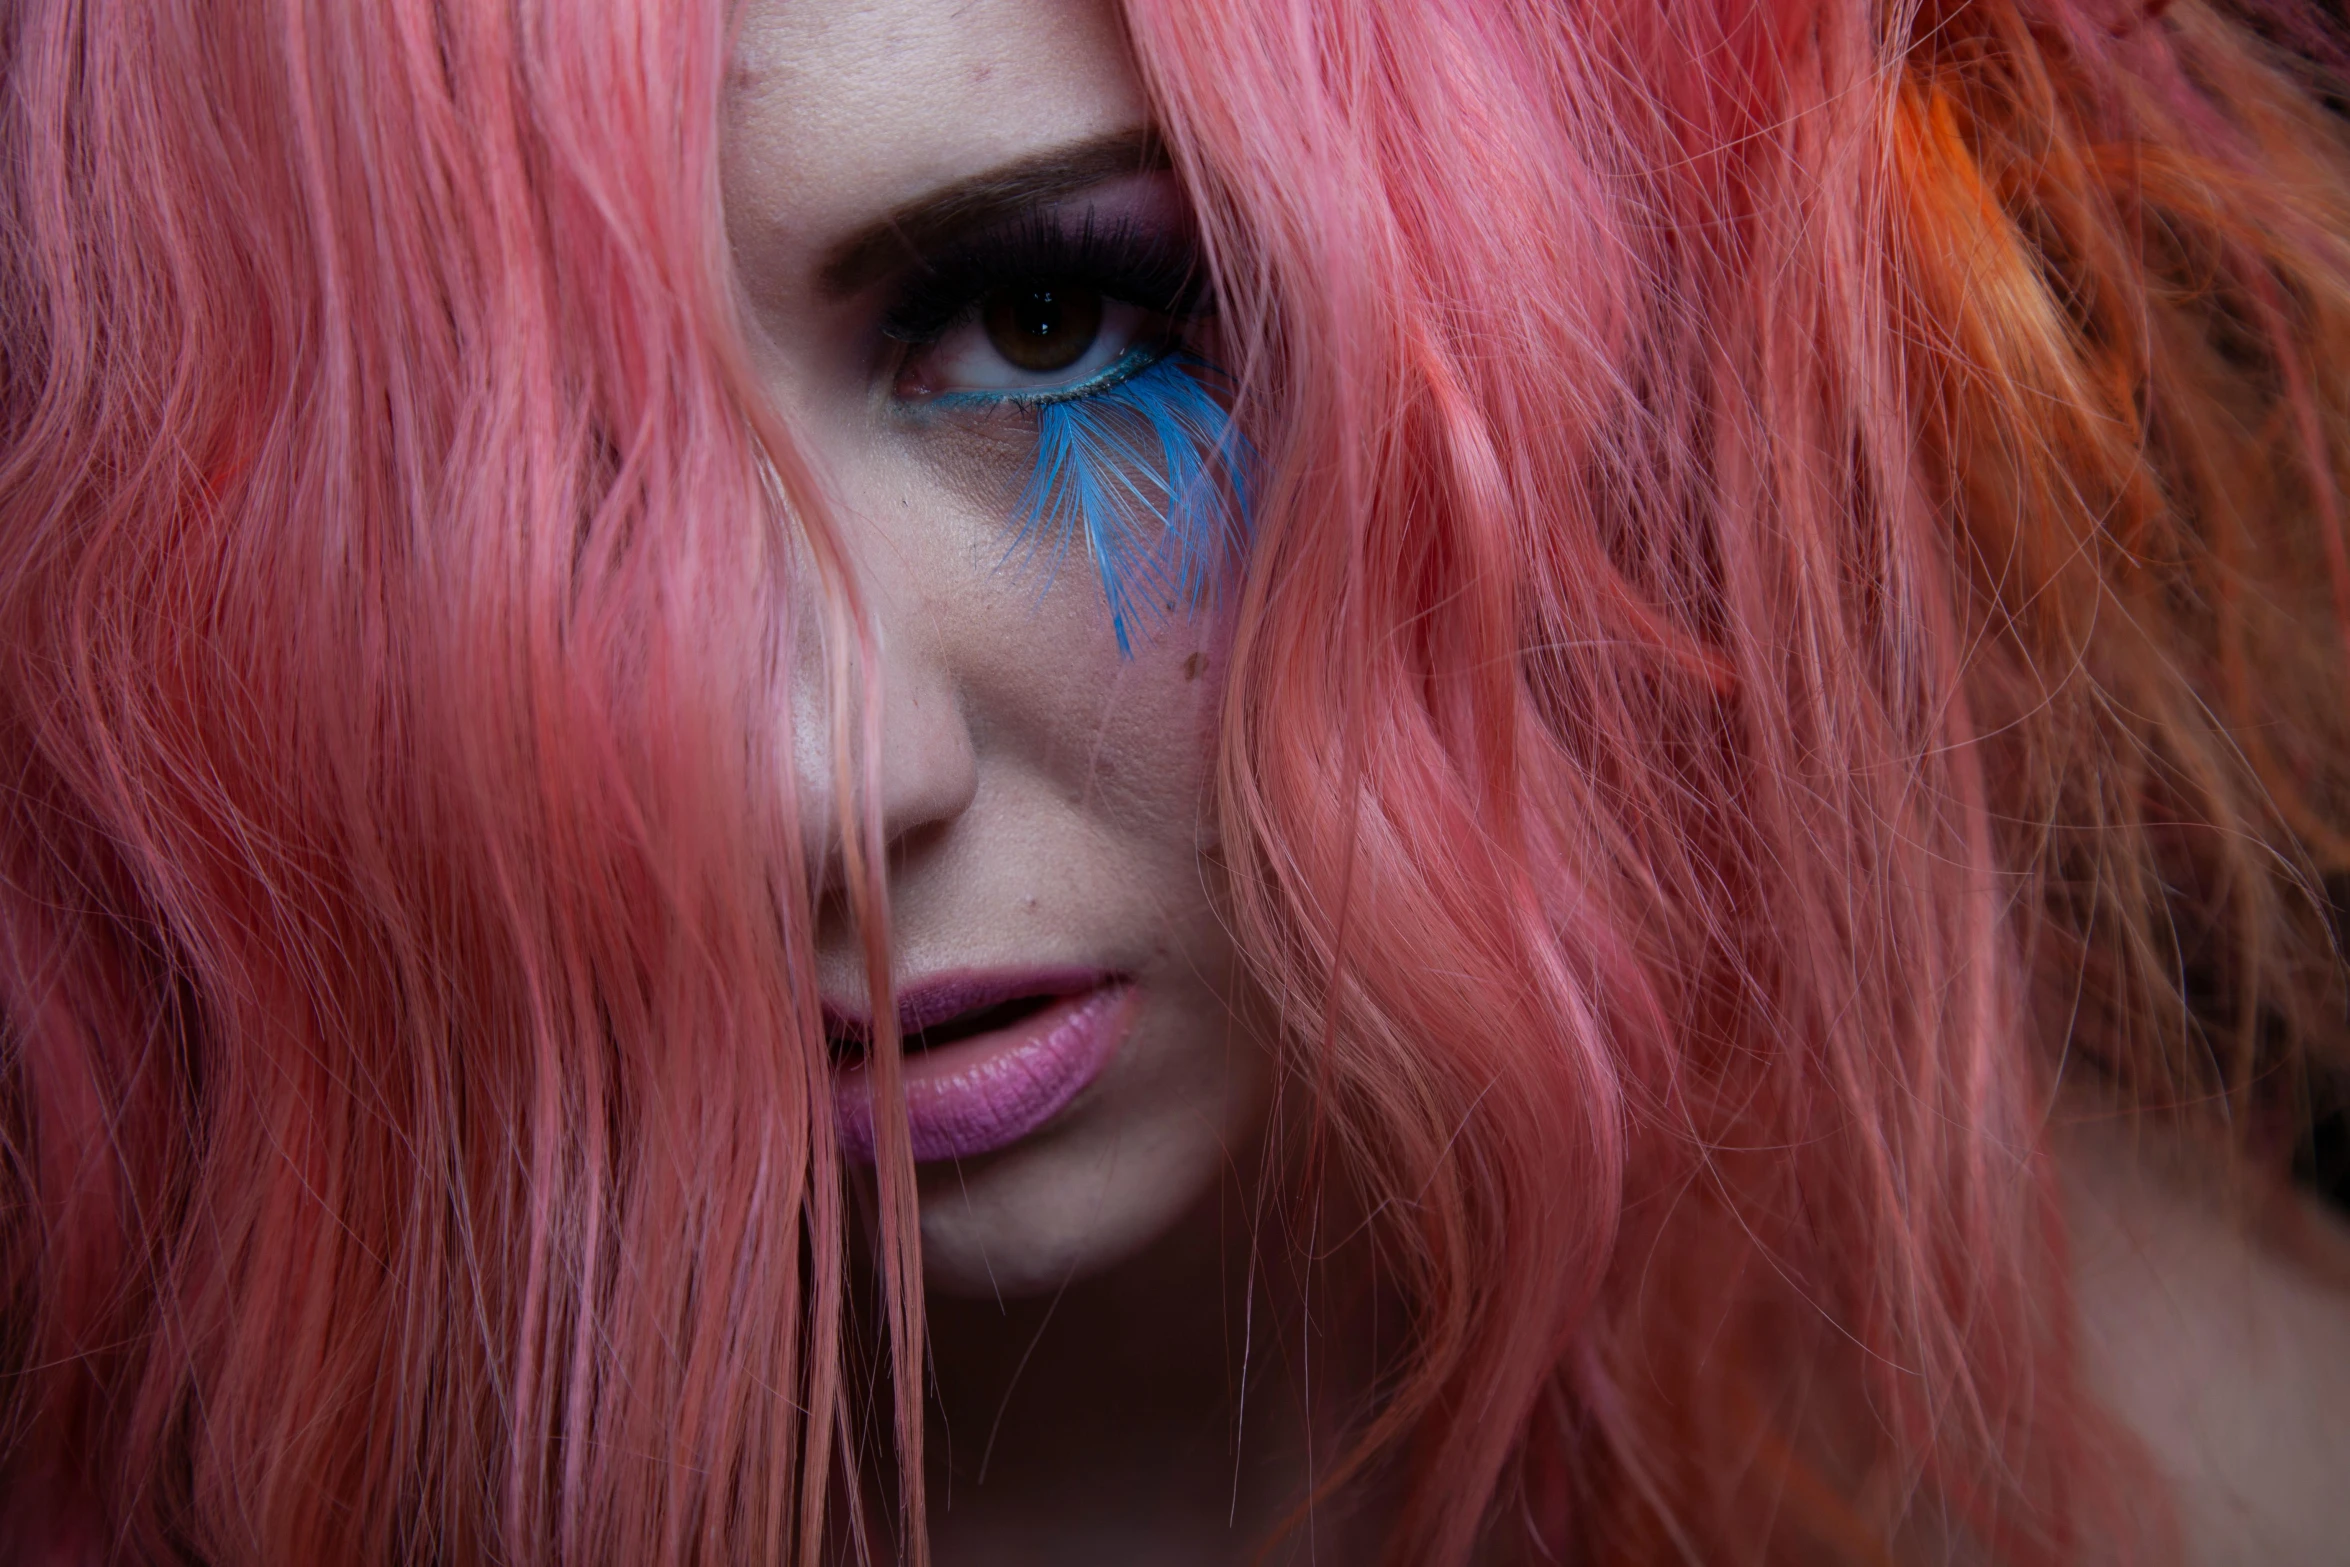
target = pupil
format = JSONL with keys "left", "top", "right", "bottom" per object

{"left": 984, "top": 285, "right": 1104, "bottom": 373}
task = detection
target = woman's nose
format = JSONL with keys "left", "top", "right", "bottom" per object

{"left": 865, "top": 617, "right": 980, "bottom": 847}
{"left": 794, "top": 589, "right": 981, "bottom": 883}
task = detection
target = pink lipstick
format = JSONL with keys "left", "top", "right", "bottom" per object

{"left": 829, "top": 971, "right": 1134, "bottom": 1163}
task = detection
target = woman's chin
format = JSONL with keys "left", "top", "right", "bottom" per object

{"left": 916, "top": 1012, "right": 1265, "bottom": 1297}
{"left": 877, "top": 965, "right": 1273, "bottom": 1299}
{"left": 911, "top": 1101, "right": 1244, "bottom": 1298}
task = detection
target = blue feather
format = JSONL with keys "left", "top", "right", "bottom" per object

{"left": 1007, "top": 351, "right": 1253, "bottom": 655}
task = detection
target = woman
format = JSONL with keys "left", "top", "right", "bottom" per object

{"left": 3, "top": 0, "right": 2348, "bottom": 1560}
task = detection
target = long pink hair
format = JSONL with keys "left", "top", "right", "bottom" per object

{"left": 4, "top": 0, "right": 2348, "bottom": 1562}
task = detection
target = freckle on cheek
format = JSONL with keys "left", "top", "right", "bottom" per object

{"left": 1183, "top": 653, "right": 1206, "bottom": 681}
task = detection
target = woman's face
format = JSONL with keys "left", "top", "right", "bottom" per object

{"left": 725, "top": 0, "right": 1269, "bottom": 1296}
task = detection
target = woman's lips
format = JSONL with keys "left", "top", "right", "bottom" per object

{"left": 830, "top": 975, "right": 1135, "bottom": 1163}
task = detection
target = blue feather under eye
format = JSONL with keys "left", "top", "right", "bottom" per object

{"left": 874, "top": 192, "right": 1249, "bottom": 647}
{"left": 1003, "top": 349, "right": 1253, "bottom": 656}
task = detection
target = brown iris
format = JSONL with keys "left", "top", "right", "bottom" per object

{"left": 982, "top": 285, "right": 1104, "bottom": 373}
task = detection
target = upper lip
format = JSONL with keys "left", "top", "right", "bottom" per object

{"left": 821, "top": 966, "right": 1115, "bottom": 1045}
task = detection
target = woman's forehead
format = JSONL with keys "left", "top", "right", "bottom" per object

{"left": 725, "top": 0, "right": 1150, "bottom": 278}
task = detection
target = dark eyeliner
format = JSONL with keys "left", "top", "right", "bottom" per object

{"left": 879, "top": 206, "right": 1214, "bottom": 346}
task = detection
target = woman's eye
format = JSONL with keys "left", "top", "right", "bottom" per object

{"left": 983, "top": 286, "right": 1104, "bottom": 372}
{"left": 897, "top": 285, "right": 1164, "bottom": 402}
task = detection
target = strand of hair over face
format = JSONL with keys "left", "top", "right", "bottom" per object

{"left": 0, "top": 0, "right": 914, "bottom": 1563}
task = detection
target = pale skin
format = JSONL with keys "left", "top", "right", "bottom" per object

{"left": 725, "top": 2, "right": 1317, "bottom": 1558}
{"left": 726, "top": 0, "right": 1271, "bottom": 1303}
{"left": 2064, "top": 1125, "right": 2350, "bottom": 1566}
{"left": 720, "top": 0, "right": 2350, "bottom": 1559}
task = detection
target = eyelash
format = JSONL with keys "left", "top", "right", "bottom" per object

{"left": 883, "top": 213, "right": 1252, "bottom": 653}
{"left": 881, "top": 209, "right": 1211, "bottom": 345}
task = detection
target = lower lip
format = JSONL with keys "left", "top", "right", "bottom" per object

{"left": 832, "top": 983, "right": 1135, "bottom": 1164}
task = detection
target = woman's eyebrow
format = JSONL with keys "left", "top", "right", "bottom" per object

{"left": 818, "top": 126, "right": 1168, "bottom": 297}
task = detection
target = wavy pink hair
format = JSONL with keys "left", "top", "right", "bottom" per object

{"left": 5, "top": 0, "right": 2350, "bottom": 1562}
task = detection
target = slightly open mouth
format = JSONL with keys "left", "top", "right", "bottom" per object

{"left": 826, "top": 992, "right": 1062, "bottom": 1062}
{"left": 827, "top": 980, "right": 1134, "bottom": 1164}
